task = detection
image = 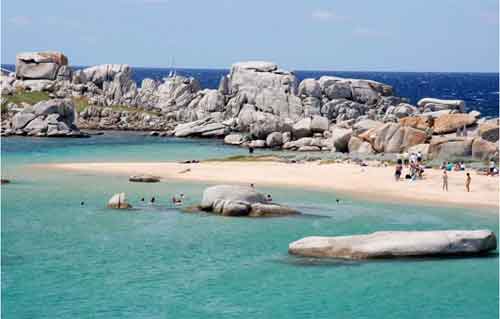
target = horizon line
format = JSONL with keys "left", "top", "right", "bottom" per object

{"left": 1, "top": 62, "right": 498, "bottom": 75}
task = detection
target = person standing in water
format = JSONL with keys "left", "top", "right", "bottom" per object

{"left": 465, "top": 173, "right": 471, "bottom": 192}
{"left": 442, "top": 170, "right": 448, "bottom": 191}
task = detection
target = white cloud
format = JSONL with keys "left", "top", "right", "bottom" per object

{"left": 353, "top": 27, "right": 388, "bottom": 38}
{"left": 311, "top": 9, "right": 345, "bottom": 22}
{"left": 9, "top": 16, "right": 32, "bottom": 26}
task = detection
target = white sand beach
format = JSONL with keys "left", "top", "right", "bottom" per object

{"left": 42, "top": 161, "right": 499, "bottom": 211}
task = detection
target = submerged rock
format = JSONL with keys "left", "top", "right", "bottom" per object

{"left": 107, "top": 192, "right": 132, "bottom": 209}
{"left": 289, "top": 230, "right": 497, "bottom": 259}
{"left": 129, "top": 174, "right": 160, "bottom": 183}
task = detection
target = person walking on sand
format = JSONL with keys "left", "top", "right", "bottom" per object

{"left": 465, "top": 173, "right": 471, "bottom": 192}
{"left": 442, "top": 170, "right": 448, "bottom": 191}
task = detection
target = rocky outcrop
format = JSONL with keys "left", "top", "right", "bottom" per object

{"left": 78, "top": 105, "right": 174, "bottom": 131}
{"left": 288, "top": 230, "right": 497, "bottom": 259}
{"left": 199, "top": 185, "right": 299, "bottom": 217}
{"left": 5, "top": 51, "right": 496, "bottom": 162}
{"left": 9, "top": 99, "right": 85, "bottom": 137}
{"left": 107, "top": 193, "right": 132, "bottom": 209}
{"left": 16, "top": 51, "right": 68, "bottom": 80}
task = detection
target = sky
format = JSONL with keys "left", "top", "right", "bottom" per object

{"left": 1, "top": 0, "right": 499, "bottom": 72}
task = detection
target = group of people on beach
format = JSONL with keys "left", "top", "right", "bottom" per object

{"left": 394, "top": 151, "right": 425, "bottom": 182}
{"left": 393, "top": 151, "right": 483, "bottom": 193}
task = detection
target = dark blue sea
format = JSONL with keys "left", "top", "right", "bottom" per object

{"left": 3, "top": 64, "right": 498, "bottom": 117}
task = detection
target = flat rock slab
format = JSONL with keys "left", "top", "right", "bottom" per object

{"left": 129, "top": 174, "right": 160, "bottom": 183}
{"left": 289, "top": 230, "right": 497, "bottom": 259}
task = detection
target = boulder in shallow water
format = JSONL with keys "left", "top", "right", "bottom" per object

{"left": 107, "top": 192, "right": 132, "bottom": 209}
{"left": 288, "top": 230, "right": 497, "bottom": 259}
{"left": 199, "top": 185, "right": 299, "bottom": 217}
{"left": 129, "top": 174, "right": 160, "bottom": 183}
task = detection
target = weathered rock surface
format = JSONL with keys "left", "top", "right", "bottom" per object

{"left": 107, "top": 192, "right": 132, "bottom": 209}
{"left": 417, "top": 98, "right": 465, "bottom": 112}
{"left": 429, "top": 137, "right": 473, "bottom": 159}
{"left": 174, "top": 117, "right": 228, "bottom": 137}
{"left": 478, "top": 121, "right": 499, "bottom": 143}
{"left": 288, "top": 230, "right": 497, "bottom": 259}
{"left": 16, "top": 51, "right": 68, "bottom": 80}
{"left": 472, "top": 138, "right": 499, "bottom": 161}
{"left": 433, "top": 114, "right": 477, "bottom": 134}
{"left": 266, "top": 132, "right": 283, "bottom": 147}
{"left": 224, "top": 133, "right": 248, "bottom": 145}
{"left": 199, "top": 185, "right": 299, "bottom": 217}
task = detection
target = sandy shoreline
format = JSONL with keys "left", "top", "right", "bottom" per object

{"left": 39, "top": 161, "right": 499, "bottom": 211}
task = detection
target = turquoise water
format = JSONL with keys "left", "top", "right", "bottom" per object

{"left": 2, "top": 133, "right": 498, "bottom": 318}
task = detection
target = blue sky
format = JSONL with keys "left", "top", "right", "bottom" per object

{"left": 2, "top": 0, "right": 499, "bottom": 72}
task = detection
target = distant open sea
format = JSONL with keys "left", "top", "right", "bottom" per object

{"left": 2, "top": 64, "right": 499, "bottom": 117}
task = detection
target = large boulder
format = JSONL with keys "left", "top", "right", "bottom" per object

{"left": 349, "top": 79, "right": 393, "bottom": 104}
{"left": 249, "top": 112, "right": 280, "bottom": 139}
{"left": 228, "top": 61, "right": 297, "bottom": 97}
{"left": 266, "top": 132, "right": 283, "bottom": 147}
{"left": 371, "top": 123, "right": 427, "bottom": 153}
{"left": 329, "top": 127, "right": 352, "bottom": 152}
{"left": 12, "top": 112, "right": 36, "bottom": 129}
{"left": 200, "top": 185, "right": 267, "bottom": 210}
{"left": 472, "top": 138, "right": 499, "bottom": 161}
{"left": 174, "top": 117, "right": 228, "bottom": 137}
{"left": 478, "top": 122, "right": 499, "bottom": 143}
{"left": 292, "top": 118, "right": 312, "bottom": 139}
{"left": 324, "top": 81, "right": 352, "bottom": 100}
{"left": 310, "top": 115, "right": 329, "bottom": 133}
{"left": 429, "top": 137, "right": 473, "bottom": 159}
{"left": 199, "top": 185, "right": 299, "bottom": 217}
{"left": 289, "top": 230, "right": 497, "bottom": 259}
{"left": 107, "top": 193, "right": 132, "bottom": 209}
{"left": 433, "top": 114, "right": 477, "bottom": 134}
{"left": 352, "top": 119, "right": 384, "bottom": 135}
{"left": 82, "top": 64, "right": 130, "bottom": 87}
{"left": 16, "top": 51, "right": 68, "bottom": 80}
{"left": 298, "top": 79, "right": 321, "bottom": 98}
{"left": 399, "top": 116, "right": 433, "bottom": 131}
{"left": 417, "top": 98, "right": 465, "bottom": 112}
{"left": 347, "top": 136, "right": 374, "bottom": 154}
{"left": 224, "top": 133, "right": 248, "bottom": 145}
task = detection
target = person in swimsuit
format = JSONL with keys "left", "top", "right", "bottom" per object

{"left": 465, "top": 173, "right": 471, "bottom": 192}
{"left": 442, "top": 170, "right": 448, "bottom": 191}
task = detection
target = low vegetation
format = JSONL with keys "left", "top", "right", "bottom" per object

{"left": 1, "top": 91, "right": 162, "bottom": 116}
